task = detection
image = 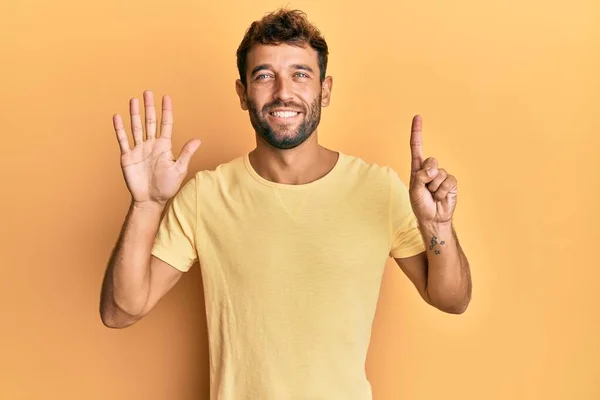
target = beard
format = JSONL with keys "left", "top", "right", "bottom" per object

{"left": 247, "top": 94, "right": 322, "bottom": 150}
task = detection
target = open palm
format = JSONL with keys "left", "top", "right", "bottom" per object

{"left": 113, "top": 91, "right": 201, "bottom": 206}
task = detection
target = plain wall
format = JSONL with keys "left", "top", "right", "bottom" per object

{"left": 1, "top": 0, "right": 598, "bottom": 399}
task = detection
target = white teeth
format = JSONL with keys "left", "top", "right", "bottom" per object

{"left": 271, "top": 111, "right": 299, "bottom": 118}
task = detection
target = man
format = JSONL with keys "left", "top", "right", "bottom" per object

{"left": 100, "top": 8, "right": 472, "bottom": 400}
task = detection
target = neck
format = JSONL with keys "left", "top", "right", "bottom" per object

{"left": 249, "top": 133, "right": 338, "bottom": 185}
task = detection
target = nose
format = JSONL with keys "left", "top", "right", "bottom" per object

{"left": 273, "top": 75, "right": 294, "bottom": 102}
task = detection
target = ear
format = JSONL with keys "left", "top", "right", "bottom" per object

{"left": 320, "top": 76, "right": 333, "bottom": 107}
{"left": 235, "top": 79, "right": 248, "bottom": 110}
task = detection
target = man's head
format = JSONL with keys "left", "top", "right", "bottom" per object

{"left": 235, "top": 9, "right": 333, "bottom": 150}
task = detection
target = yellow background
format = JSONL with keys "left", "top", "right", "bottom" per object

{"left": 1, "top": 0, "right": 598, "bottom": 399}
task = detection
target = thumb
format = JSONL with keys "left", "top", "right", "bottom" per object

{"left": 410, "top": 167, "right": 437, "bottom": 191}
{"left": 175, "top": 138, "right": 202, "bottom": 171}
{"left": 410, "top": 167, "right": 439, "bottom": 188}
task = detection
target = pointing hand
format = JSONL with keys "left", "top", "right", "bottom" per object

{"left": 408, "top": 115, "right": 458, "bottom": 225}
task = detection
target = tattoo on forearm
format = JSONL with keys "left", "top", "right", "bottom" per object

{"left": 429, "top": 236, "right": 445, "bottom": 255}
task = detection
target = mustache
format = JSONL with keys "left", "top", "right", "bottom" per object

{"left": 263, "top": 100, "right": 305, "bottom": 113}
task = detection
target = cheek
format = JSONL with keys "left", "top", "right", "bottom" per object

{"left": 299, "top": 82, "right": 320, "bottom": 96}
{"left": 246, "top": 93, "right": 265, "bottom": 111}
{"left": 295, "top": 88, "right": 319, "bottom": 107}
{"left": 254, "top": 87, "right": 277, "bottom": 102}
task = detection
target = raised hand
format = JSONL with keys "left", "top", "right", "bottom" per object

{"left": 113, "top": 90, "right": 201, "bottom": 206}
{"left": 408, "top": 115, "right": 458, "bottom": 225}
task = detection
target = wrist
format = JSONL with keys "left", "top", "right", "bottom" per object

{"left": 130, "top": 199, "right": 166, "bottom": 214}
{"left": 419, "top": 221, "right": 454, "bottom": 253}
{"left": 419, "top": 220, "right": 453, "bottom": 236}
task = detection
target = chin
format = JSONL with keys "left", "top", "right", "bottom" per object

{"left": 262, "top": 132, "right": 309, "bottom": 150}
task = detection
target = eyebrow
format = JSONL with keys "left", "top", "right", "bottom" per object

{"left": 250, "top": 63, "right": 315, "bottom": 76}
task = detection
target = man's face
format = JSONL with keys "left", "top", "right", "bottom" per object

{"left": 236, "top": 43, "right": 332, "bottom": 150}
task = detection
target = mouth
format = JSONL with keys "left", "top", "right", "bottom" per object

{"left": 268, "top": 110, "right": 302, "bottom": 120}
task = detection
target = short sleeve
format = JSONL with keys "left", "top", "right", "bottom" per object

{"left": 388, "top": 169, "right": 426, "bottom": 258}
{"left": 151, "top": 174, "right": 198, "bottom": 272}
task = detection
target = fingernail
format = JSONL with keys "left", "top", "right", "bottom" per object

{"left": 427, "top": 168, "right": 437, "bottom": 177}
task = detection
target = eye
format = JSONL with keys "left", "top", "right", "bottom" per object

{"left": 254, "top": 73, "right": 273, "bottom": 80}
{"left": 295, "top": 72, "right": 309, "bottom": 78}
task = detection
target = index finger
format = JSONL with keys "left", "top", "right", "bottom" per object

{"left": 410, "top": 115, "right": 423, "bottom": 173}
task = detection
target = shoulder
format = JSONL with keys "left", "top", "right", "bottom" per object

{"left": 189, "top": 155, "right": 246, "bottom": 187}
{"left": 338, "top": 152, "right": 406, "bottom": 188}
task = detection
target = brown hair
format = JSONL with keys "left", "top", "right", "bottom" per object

{"left": 236, "top": 9, "right": 329, "bottom": 87}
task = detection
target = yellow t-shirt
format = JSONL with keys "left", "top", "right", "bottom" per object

{"left": 151, "top": 151, "right": 425, "bottom": 400}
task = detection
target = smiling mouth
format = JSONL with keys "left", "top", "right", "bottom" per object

{"left": 269, "top": 110, "right": 301, "bottom": 119}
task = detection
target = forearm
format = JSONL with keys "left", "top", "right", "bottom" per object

{"left": 100, "top": 201, "right": 164, "bottom": 322}
{"left": 420, "top": 222, "right": 471, "bottom": 313}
